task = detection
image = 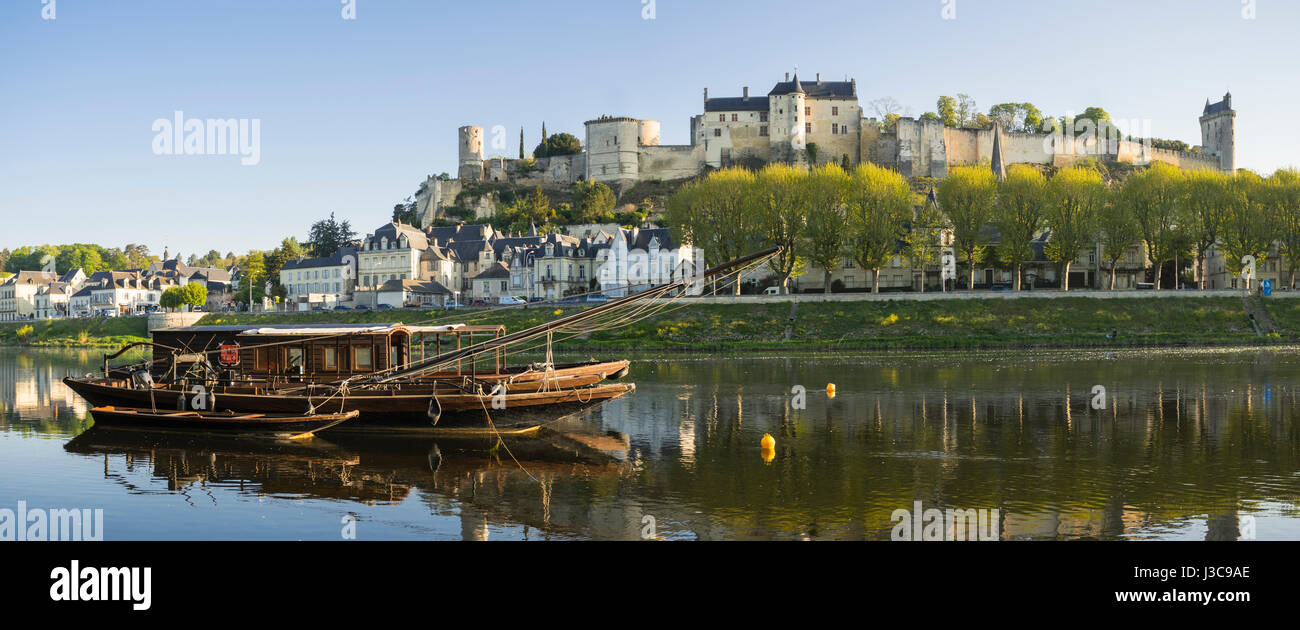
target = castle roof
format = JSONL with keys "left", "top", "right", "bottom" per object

{"left": 704, "top": 96, "right": 770, "bottom": 112}
{"left": 768, "top": 76, "right": 854, "bottom": 99}
{"left": 1204, "top": 95, "right": 1233, "bottom": 115}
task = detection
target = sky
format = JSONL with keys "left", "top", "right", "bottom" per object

{"left": 2, "top": 0, "right": 1298, "bottom": 257}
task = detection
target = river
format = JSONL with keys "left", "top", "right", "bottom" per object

{"left": 2, "top": 346, "right": 1298, "bottom": 540}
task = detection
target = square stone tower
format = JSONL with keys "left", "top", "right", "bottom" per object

{"left": 1199, "top": 93, "right": 1236, "bottom": 173}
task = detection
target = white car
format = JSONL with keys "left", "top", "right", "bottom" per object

{"left": 498, "top": 296, "right": 526, "bottom": 305}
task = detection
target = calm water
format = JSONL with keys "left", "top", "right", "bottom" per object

{"left": 3, "top": 346, "right": 1300, "bottom": 540}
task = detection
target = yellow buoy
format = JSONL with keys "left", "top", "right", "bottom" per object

{"left": 826, "top": 383, "right": 837, "bottom": 398}
{"left": 760, "top": 433, "right": 775, "bottom": 450}
{"left": 761, "top": 447, "right": 775, "bottom": 464}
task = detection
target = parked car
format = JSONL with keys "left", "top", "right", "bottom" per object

{"left": 584, "top": 294, "right": 609, "bottom": 303}
{"left": 1136, "top": 282, "right": 1155, "bottom": 290}
{"left": 376, "top": 304, "right": 394, "bottom": 310}
{"left": 471, "top": 300, "right": 491, "bottom": 307}
{"left": 762, "top": 286, "right": 781, "bottom": 295}
{"left": 528, "top": 297, "right": 545, "bottom": 303}
{"left": 333, "top": 305, "right": 352, "bottom": 311}
{"left": 356, "top": 305, "right": 371, "bottom": 310}
{"left": 444, "top": 299, "right": 459, "bottom": 310}
{"left": 498, "top": 296, "right": 526, "bottom": 305}
{"left": 990, "top": 283, "right": 1012, "bottom": 292}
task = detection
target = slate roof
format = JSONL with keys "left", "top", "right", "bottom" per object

{"left": 471, "top": 262, "right": 511, "bottom": 280}
{"left": 282, "top": 247, "right": 357, "bottom": 271}
{"left": 768, "top": 76, "right": 855, "bottom": 98}
{"left": 377, "top": 278, "right": 452, "bottom": 295}
{"left": 1204, "top": 95, "right": 1233, "bottom": 115}
{"left": 704, "top": 96, "right": 771, "bottom": 112}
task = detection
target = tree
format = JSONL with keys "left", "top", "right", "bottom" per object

{"left": 994, "top": 166, "right": 1047, "bottom": 290}
{"left": 756, "top": 164, "right": 809, "bottom": 294}
{"left": 938, "top": 165, "right": 997, "bottom": 290}
{"left": 904, "top": 191, "right": 944, "bottom": 292}
{"left": 663, "top": 168, "right": 763, "bottom": 295}
{"left": 236, "top": 251, "right": 267, "bottom": 307}
{"left": 533, "top": 133, "right": 582, "bottom": 159}
{"left": 264, "top": 237, "right": 305, "bottom": 294}
{"left": 1219, "top": 172, "right": 1273, "bottom": 290}
{"left": 1121, "top": 161, "right": 1185, "bottom": 290}
{"left": 803, "top": 165, "right": 851, "bottom": 293}
{"left": 524, "top": 187, "right": 551, "bottom": 225}
{"left": 936, "top": 96, "right": 960, "bottom": 128}
{"left": 988, "top": 102, "right": 1044, "bottom": 133}
{"left": 159, "top": 287, "right": 183, "bottom": 310}
{"left": 1270, "top": 169, "right": 1300, "bottom": 288}
{"left": 572, "top": 181, "right": 616, "bottom": 223}
{"left": 180, "top": 282, "right": 207, "bottom": 308}
{"left": 1182, "top": 169, "right": 1231, "bottom": 289}
{"left": 956, "top": 93, "right": 978, "bottom": 127}
{"left": 1043, "top": 165, "right": 1105, "bottom": 291}
{"left": 308, "top": 212, "right": 357, "bottom": 257}
{"left": 1096, "top": 186, "right": 1142, "bottom": 290}
{"left": 519, "top": 127, "right": 525, "bottom": 159}
{"left": 845, "top": 164, "right": 910, "bottom": 293}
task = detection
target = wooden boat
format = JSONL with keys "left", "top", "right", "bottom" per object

{"left": 64, "top": 376, "right": 635, "bottom": 426}
{"left": 86, "top": 406, "right": 358, "bottom": 438}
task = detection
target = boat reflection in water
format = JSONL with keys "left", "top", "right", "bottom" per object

{"left": 63, "top": 404, "right": 631, "bottom": 539}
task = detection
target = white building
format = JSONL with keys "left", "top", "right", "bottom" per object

{"left": 281, "top": 247, "right": 357, "bottom": 309}
{"left": 0, "top": 271, "right": 58, "bottom": 321}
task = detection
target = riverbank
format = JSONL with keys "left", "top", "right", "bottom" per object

{"left": 3, "top": 296, "right": 1294, "bottom": 351}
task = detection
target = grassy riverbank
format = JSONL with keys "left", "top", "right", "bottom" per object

{"left": 193, "top": 296, "right": 1287, "bottom": 352}
{"left": 2, "top": 296, "right": 1291, "bottom": 351}
{"left": 0, "top": 317, "right": 149, "bottom": 347}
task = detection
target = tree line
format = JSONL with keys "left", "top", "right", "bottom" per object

{"left": 663, "top": 160, "right": 1300, "bottom": 294}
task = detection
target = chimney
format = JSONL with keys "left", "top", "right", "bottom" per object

{"left": 816, "top": 73, "right": 821, "bottom": 83}
{"left": 704, "top": 87, "right": 708, "bottom": 101}
{"left": 743, "top": 86, "right": 749, "bottom": 100}
{"left": 785, "top": 72, "right": 790, "bottom": 81}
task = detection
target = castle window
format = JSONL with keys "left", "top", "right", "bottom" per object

{"left": 713, "top": 129, "right": 721, "bottom": 137}
{"left": 805, "top": 107, "right": 810, "bottom": 117}
{"left": 719, "top": 114, "right": 725, "bottom": 122}
{"left": 832, "top": 123, "right": 839, "bottom": 134}
{"left": 806, "top": 123, "right": 812, "bottom": 133}
{"left": 731, "top": 114, "right": 738, "bottom": 122}
{"left": 760, "top": 126, "right": 768, "bottom": 136}
{"left": 832, "top": 106, "right": 839, "bottom": 116}
{"left": 760, "top": 112, "right": 768, "bottom": 122}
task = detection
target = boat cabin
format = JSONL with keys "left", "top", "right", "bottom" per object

{"left": 149, "top": 323, "right": 506, "bottom": 383}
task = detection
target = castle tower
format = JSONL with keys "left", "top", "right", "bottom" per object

{"left": 768, "top": 72, "right": 807, "bottom": 163}
{"left": 1199, "top": 93, "right": 1236, "bottom": 173}
{"left": 584, "top": 117, "right": 642, "bottom": 185}
{"left": 458, "top": 125, "right": 485, "bottom": 181}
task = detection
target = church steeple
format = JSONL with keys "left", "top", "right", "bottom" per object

{"left": 991, "top": 122, "right": 1006, "bottom": 182}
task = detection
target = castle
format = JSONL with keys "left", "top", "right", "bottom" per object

{"left": 419, "top": 72, "right": 1236, "bottom": 227}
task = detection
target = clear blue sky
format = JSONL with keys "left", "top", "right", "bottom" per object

{"left": 2, "top": 0, "right": 1297, "bottom": 257}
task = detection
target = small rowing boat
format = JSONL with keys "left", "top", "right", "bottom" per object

{"left": 87, "top": 406, "right": 358, "bottom": 439}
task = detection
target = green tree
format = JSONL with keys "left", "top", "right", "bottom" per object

{"left": 903, "top": 192, "right": 944, "bottom": 292}
{"left": 1043, "top": 165, "right": 1105, "bottom": 291}
{"left": 1219, "top": 172, "right": 1273, "bottom": 290}
{"left": 1121, "top": 161, "right": 1186, "bottom": 290}
{"left": 938, "top": 165, "right": 997, "bottom": 290}
{"left": 308, "top": 212, "right": 357, "bottom": 257}
{"left": 845, "top": 164, "right": 910, "bottom": 293}
{"left": 159, "top": 287, "right": 183, "bottom": 310}
{"left": 1182, "top": 169, "right": 1231, "bottom": 289}
{"left": 803, "top": 164, "right": 851, "bottom": 293}
{"left": 180, "top": 281, "right": 208, "bottom": 308}
{"left": 1096, "top": 186, "right": 1143, "bottom": 290}
{"left": 994, "top": 166, "right": 1047, "bottom": 290}
{"left": 236, "top": 251, "right": 267, "bottom": 307}
{"left": 936, "top": 96, "right": 960, "bottom": 128}
{"left": 663, "top": 168, "right": 763, "bottom": 295}
{"left": 573, "top": 181, "right": 617, "bottom": 223}
{"left": 756, "top": 164, "right": 809, "bottom": 294}
{"left": 533, "top": 133, "right": 582, "bottom": 159}
{"left": 1270, "top": 169, "right": 1300, "bottom": 288}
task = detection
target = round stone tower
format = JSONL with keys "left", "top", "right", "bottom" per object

{"left": 768, "top": 73, "right": 807, "bottom": 163}
{"left": 585, "top": 117, "right": 641, "bottom": 184}
{"left": 458, "top": 125, "right": 484, "bottom": 181}
{"left": 1199, "top": 93, "right": 1236, "bottom": 173}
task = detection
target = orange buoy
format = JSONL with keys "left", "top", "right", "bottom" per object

{"left": 826, "top": 383, "right": 837, "bottom": 398}
{"left": 761, "top": 433, "right": 775, "bottom": 450}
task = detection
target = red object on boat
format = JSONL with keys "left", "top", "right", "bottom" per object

{"left": 219, "top": 344, "right": 240, "bottom": 366}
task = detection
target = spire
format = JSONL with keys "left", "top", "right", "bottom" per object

{"left": 528, "top": 221, "right": 538, "bottom": 237}
{"left": 791, "top": 72, "right": 804, "bottom": 94}
{"left": 991, "top": 122, "right": 1006, "bottom": 182}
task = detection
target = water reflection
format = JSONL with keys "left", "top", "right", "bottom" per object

{"left": 5, "top": 347, "right": 1300, "bottom": 540}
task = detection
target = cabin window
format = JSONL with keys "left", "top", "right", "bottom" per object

{"left": 324, "top": 347, "right": 337, "bottom": 370}
{"left": 354, "top": 347, "right": 372, "bottom": 370}
{"left": 287, "top": 348, "right": 304, "bottom": 374}
{"left": 255, "top": 348, "right": 269, "bottom": 370}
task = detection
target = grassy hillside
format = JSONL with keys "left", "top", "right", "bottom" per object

{"left": 0, "top": 316, "right": 149, "bottom": 347}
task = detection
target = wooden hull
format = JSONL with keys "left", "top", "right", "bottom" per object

{"left": 87, "top": 406, "right": 357, "bottom": 438}
{"left": 64, "top": 377, "right": 635, "bottom": 427}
